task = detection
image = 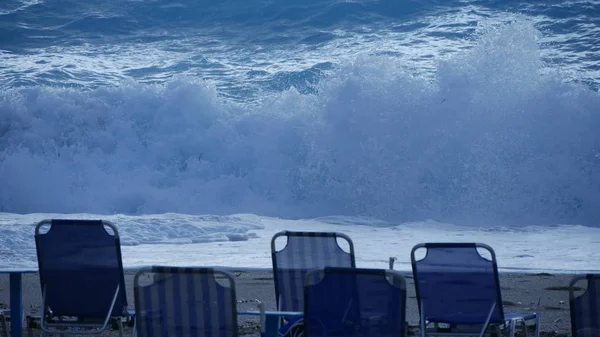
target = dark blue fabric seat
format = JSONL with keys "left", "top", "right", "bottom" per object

{"left": 303, "top": 267, "right": 407, "bottom": 337}
{"left": 133, "top": 266, "right": 238, "bottom": 337}
{"left": 34, "top": 219, "right": 130, "bottom": 336}
{"left": 569, "top": 274, "right": 600, "bottom": 337}
{"left": 411, "top": 243, "right": 540, "bottom": 337}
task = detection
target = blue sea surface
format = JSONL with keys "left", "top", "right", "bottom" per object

{"left": 1, "top": 0, "right": 599, "bottom": 226}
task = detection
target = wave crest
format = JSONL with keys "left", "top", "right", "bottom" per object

{"left": 1, "top": 21, "right": 599, "bottom": 225}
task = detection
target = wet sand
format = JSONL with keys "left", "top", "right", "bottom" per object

{"left": 0, "top": 270, "right": 577, "bottom": 336}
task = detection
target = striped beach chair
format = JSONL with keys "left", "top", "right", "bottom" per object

{"left": 34, "top": 219, "right": 130, "bottom": 336}
{"left": 411, "top": 243, "right": 540, "bottom": 337}
{"left": 304, "top": 267, "right": 407, "bottom": 337}
{"left": 271, "top": 231, "right": 356, "bottom": 314}
{"left": 133, "top": 266, "right": 239, "bottom": 337}
{"left": 569, "top": 274, "right": 600, "bottom": 337}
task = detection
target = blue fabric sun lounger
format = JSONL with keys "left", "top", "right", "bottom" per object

{"left": 34, "top": 219, "right": 131, "bottom": 336}
{"left": 569, "top": 274, "right": 600, "bottom": 337}
{"left": 271, "top": 231, "right": 356, "bottom": 314}
{"left": 304, "top": 267, "right": 407, "bottom": 337}
{"left": 133, "top": 266, "right": 240, "bottom": 337}
{"left": 411, "top": 242, "right": 540, "bottom": 337}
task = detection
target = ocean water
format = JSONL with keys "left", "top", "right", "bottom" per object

{"left": 1, "top": 0, "right": 599, "bottom": 272}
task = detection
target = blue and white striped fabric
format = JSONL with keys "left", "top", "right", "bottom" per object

{"left": 134, "top": 266, "right": 238, "bottom": 337}
{"left": 570, "top": 274, "right": 600, "bottom": 337}
{"left": 271, "top": 231, "right": 356, "bottom": 313}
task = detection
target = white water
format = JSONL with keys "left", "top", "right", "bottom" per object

{"left": 2, "top": 22, "right": 600, "bottom": 225}
{"left": 1, "top": 21, "right": 599, "bottom": 274}
{"left": 1, "top": 212, "right": 598, "bottom": 273}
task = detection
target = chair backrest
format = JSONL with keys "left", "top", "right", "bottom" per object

{"left": 134, "top": 266, "right": 238, "bottom": 337}
{"left": 34, "top": 219, "right": 128, "bottom": 317}
{"left": 570, "top": 274, "right": 600, "bottom": 337}
{"left": 411, "top": 242, "right": 504, "bottom": 325}
{"left": 304, "top": 267, "right": 406, "bottom": 337}
{"left": 271, "top": 231, "right": 356, "bottom": 312}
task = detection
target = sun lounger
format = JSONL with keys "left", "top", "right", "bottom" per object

{"left": 33, "top": 219, "right": 131, "bottom": 336}
{"left": 411, "top": 242, "right": 540, "bottom": 337}
{"left": 304, "top": 266, "right": 407, "bottom": 337}
{"left": 271, "top": 231, "right": 356, "bottom": 315}
{"left": 133, "top": 266, "right": 244, "bottom": 337}
{"left": 569, "top": 273, "right": 600, "bottom": 337}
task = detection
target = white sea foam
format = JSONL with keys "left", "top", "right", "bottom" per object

{"left": 1, "top": 21, "right": 599, "bottom": 226}
{"left": 0, "top": 20, "right": 599, "bottom": 273}
{"left": 0, "top": 213, "right": 598, "bottom": 273}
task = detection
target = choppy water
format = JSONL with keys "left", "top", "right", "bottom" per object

{"left": 1, "top": 0, "right": 599, "bottom": 227}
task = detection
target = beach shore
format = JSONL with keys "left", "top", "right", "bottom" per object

{"left": 0, "top": 270, "right": 576, "bottom": 336}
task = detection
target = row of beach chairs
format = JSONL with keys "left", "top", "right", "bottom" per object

{"left": 0, "top": 219, "right": 598, "bottom": 337}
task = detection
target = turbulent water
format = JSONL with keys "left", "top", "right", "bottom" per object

{"left": 1, "top": 0, "right": 599, "bottom": 226}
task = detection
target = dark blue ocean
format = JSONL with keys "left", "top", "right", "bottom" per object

{"left": 1, "top": 0, "right": 600, "bottom": 226}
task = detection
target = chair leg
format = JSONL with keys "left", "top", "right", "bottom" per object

{"left": 116, "top": 318, "right": 124, "bottom": 337}
{"left": 26, "top": 316, "right": 34, "bottom": 337}
{"left": 508, "top": 319, "right": 516, "bottom": 337}
{"left": 520, "top": 319, "right": 528, "bottom": 337}
{"left": 0, "top": 313, "right": 8, "bottom": 337}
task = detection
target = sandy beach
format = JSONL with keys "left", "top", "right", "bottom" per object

{"left": 0, "top": 270, "right": 577, "bottom": 336}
